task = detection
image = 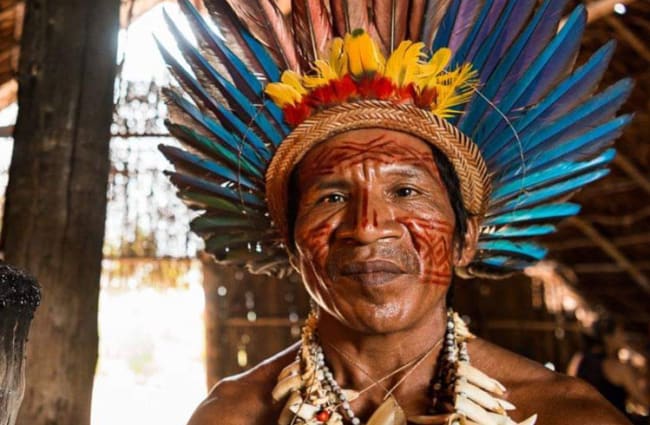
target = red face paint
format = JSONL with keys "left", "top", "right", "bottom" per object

{"left": 293, "top": 128, "right": 458, "bottom": 333}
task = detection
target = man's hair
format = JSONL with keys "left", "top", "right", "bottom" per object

{"left": 286, "top": 144, "right": 469, "bottom": 252}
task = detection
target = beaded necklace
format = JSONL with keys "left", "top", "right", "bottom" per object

{"left": 272, "top": 310, "right": 538, "bottom": 425}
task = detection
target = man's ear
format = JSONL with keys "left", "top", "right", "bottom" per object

{"left": 453, "top": 216, "right": 480, "bottom": 267}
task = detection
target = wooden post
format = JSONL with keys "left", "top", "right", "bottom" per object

{"left": 199, "top": 252, "right": 228, "bottom": 389}
{"left": 0, "top": 264, "right": 40, "bottom": 425}
{"left": 0, "top": 0, "right": 120, "bottom": 423}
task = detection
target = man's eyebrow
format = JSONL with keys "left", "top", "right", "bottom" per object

{"left": 383, "top": 166, "right": 428, "bottom": 178}
{"left": 312, "top": 178, "right": 349, "bottom": 190}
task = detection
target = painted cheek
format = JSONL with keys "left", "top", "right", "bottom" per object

{"left": 397, "top": 216, "right": 454, "bottom": 285}
{"left": 295, "top": 221, "right": 334, "bottom": 272}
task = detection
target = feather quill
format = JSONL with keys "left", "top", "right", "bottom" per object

{"left": 421, "top": 0, "right": 452, "bottom": 49}
{"left": 372, "top": 0, "right": 409, "bottom": 52}
{"left": 225, "top": 0, "right": 301, "bottom": 71}
{"left": 292, "top": 0, "right": 334, "bottom": 64}
{"left": 408, "top": 0, "right": 427, "bottom": 42}
{"left": 202, "top": 0, "right": 280, "bottom": 82}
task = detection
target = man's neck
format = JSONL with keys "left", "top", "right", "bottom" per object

{"left": 314, "top": 301, "right": 448, "bottom": 416}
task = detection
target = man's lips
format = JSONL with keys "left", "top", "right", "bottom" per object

{"left": 339, "top": 260, "right": 407, "bottom": 285}
{"left": 340, "top": 260, "right": 405, "bottom": 275}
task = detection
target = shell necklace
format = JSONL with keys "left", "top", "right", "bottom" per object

{"left": 272, "top": 310, "right": 538, "bottom": 425}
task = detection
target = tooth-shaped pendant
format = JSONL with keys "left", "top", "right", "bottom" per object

{"left": 278, "top": 392, "right": 303, "bottom": 425}
{"left": 272, "top": 373, "right": 302, "bottom": 401}
{"left": 342, "top": 389, "right": 360, "bottom": 402}
{"left": 456, "top": 380, "right": 505, "bottom": 413}
{"left": 278, "top": 360, "right": 300, "bottom": 381}
{"left": 457, "top": 362, "right": 506, "bottom": 395}
{"left": 367, "top": 396, "right": 407, "bottom": 425}
{"left": 456, "top": 395, "right": 498, "bottom": 425}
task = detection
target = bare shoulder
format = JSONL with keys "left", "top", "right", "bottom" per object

{"left": 469, "top": 338, "right": 631, "bottom": 424}
{"left": 187, "top": 343, "right": 299, "bottom": 425}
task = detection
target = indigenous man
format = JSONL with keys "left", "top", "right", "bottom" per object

{"left": 159, "top": 0, "right": 634, "bottom": 424}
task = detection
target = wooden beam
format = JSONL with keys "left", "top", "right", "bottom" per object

{"left": 574, "top": 261, "right": 650, "bottom": 274}
{"left": 560, "top": 0, "right": 635, "bottom": 28}
{"left": 484, "top": 320, "right": 583, "bottom": 333}
{"left": 613, "top": 153, "right": 650, "bottom": 195}
{"left": 585, "top": 0, "right": 636, "bottom": 23}
{"left": 604, "top": 14, "right": 650, "bottom": 63}
{"left": 582, "top": 205, "right": 650, "bottom": 227}
{"left": 569, "top": 217, "right": 650, "bottom": 295}
{"left": 547, "top": 232, "right": 650, "bottom": 250}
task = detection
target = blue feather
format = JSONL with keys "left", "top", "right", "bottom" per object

{"left": 176, "top": 0, "right": 288, "bottom": 136}
{"left": 158, "top": 144, "right": 260, "bottom": 191}
{"left": 522, "top": 117, "right": 631, "bottom": 175}
{"left": 163, "top": 90, "right": 266, "bottom": 172}
{"left": 191, "top": 215, "right": 268, "bottom": 232}
{"left": 488, "top": 79, "right": 632, "bottom": 168}
{"left": 179, "top": 0, "right": 262, "bottom": 97}
{"left": 458, "top": 0, "right": 566, "bottom": 136}
{"left": 476, "top": 6, "right": 586, "bottom": 144}
{"left": 485, "top": 203, "right": 581, "bottom": 226}
{"left": 491, "top": 169, "right": 610, "bottom": 215}
{"left": 447, "top": 1, "right": 483, "bottom": 54}
{"left": 479, "top": 42, "right": 616, "bottom": 161}
{"left": 491, "top": 149, "right": 616, "bottom": 202}
{"left": 166, "top": 171, "right": 266, "bottom": 209}
{"left": 163, "top": 11, "right": 283, "bottom": 147}
{"left": 431, "top": 0, "right": 461, "bottom": 52}
{"left": 480, "top": 224, "right": 556, "bottom": 240}
{"left": 157, "top": 37, "right": 272, "bottom": 162}
{"left": 478, "top": 1, "right": 537, "bottom": 81}
{"left": 451, "top": 1, "right": 499, "bottom": 66}
{"left": 178, "top": 190, "right": 266, "bottom": 218}
{"left": 474, "top": 256, "right": 533, "bottom": 271}
{"left": 183, "top": 0, "right": 281, "bottom": 83}
{"left": 478, "top": 240, "right": 548, "bottom": 261}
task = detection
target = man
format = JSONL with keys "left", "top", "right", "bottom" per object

{"left": 185, "top": 130, "right": 630, "bottom": 424}
{"left": 159, "top": 1, "right": 633, "bottom": 423}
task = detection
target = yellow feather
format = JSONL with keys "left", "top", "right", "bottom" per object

{"left": 280, "top": 71, "right": 308, "bottom": 95}
{"left": 328, "top": 38, "right": 347, "bottom": 77}
{"left": 303, "top": 60, "right": 339, "bottom": 88}
{"left": 344, "top": 30, "right": 385, "bottom": 77}
{"left": 264, "top": 82, "right": 304, "bottom": 107}
{"left": 432, "top": 63, "right": 478, "bottom": 117}
{"left": 385, "top": 41, "right": 425, "bottom": 86}
{"left": 420, "top": 48, "right": 452, "bottom": 78}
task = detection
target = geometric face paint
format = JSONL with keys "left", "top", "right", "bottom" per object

{"left": 293, "top": 128, "right": 457, "bottom": 332}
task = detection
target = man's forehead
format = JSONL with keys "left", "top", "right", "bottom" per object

{"left": 298, "top": 129, "right": 437, "bottom": 173}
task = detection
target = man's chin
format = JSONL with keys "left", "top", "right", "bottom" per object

{"left": 336, "top": 302, "right": 419, "bottom": 335}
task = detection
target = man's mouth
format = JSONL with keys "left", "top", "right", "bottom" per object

{"left": 340, "top": 260, "right": 406, "bottom": 285}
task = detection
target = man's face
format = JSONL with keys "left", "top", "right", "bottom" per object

{"left": 293, "top": 128, "right": 460, "bottom": 333}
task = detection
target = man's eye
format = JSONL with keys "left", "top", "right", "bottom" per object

{"left": 319, "top": 193, "right": 346, "bottom": 204}
{"left": 395, "top": 187, "right": 418, "bottom": 197}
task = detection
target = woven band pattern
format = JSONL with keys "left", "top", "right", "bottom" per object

{"left": 265, "top": 100, "right": 491, "bottom": 242}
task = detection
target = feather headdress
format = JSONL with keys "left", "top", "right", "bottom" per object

{"left": 159, "top": 0, "right": 632, "bottom": 278}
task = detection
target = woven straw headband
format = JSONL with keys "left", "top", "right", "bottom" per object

{"left": 265, "top": 100, "right": 491, "bottom": 242}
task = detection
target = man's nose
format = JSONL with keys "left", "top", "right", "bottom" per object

{"left": 336, "top": 188, "right": 401, "bottom": 244}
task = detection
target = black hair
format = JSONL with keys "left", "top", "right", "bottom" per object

{"left": 286, "top": 144, "right": 469, "bottom": 252}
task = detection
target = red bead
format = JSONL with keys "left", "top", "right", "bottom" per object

{"left": 315, "top": 410, "right": 331, "bottom": 422}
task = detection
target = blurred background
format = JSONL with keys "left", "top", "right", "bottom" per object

{"left": 0, "top": 0, "right": 648, "bottom": 424}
